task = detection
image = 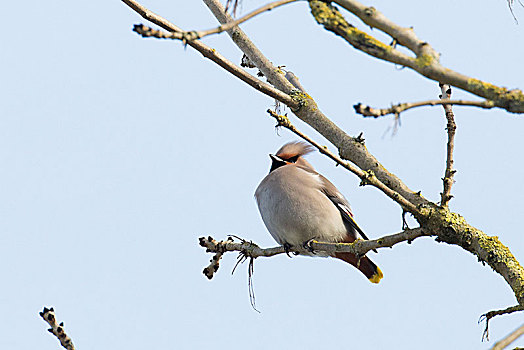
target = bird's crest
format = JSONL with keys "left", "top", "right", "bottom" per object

{"left": 275, "top": 141, "right": 314, "bottom": 160}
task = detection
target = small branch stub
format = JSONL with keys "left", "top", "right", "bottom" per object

{"left": 39, "top": 307, "right": 75, "bottom": 350}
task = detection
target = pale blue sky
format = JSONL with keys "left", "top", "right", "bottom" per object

{"left": 2, "top": 0, "right": 523, "bottom": 349}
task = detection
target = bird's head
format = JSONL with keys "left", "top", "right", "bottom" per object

{"left": 269, "top": 141, "right": 315, "bottom": 172}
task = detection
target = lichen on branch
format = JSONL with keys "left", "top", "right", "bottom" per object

{"left": 309, "top": 0, "right": 524, "bottom": 113}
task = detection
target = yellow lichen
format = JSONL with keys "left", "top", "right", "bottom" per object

{"left": 289, "top": 90, "right": 310, "bottom": 112}
{"left": 467, "top": 78, "right": 507, "bottom": 97}
{"left": 415, "top": 54, "right": 434, "bottom": 68}
{"left": 467, "top": 78, "right": 524, "bottom": 113}
{"left": 309, "top": 1, "right": 391, "bottom": 58}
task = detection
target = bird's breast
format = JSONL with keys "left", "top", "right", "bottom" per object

{"left": 255, "top": 166, "right": 347, "bottom": 246}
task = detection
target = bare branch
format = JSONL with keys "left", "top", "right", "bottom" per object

{"left": 310, "top": 1, "right": 524, "bottom": 113}
{"left": 122, "top": 0, "right": 297, "bottom": 109}
{"left": 491, "top": 323, "right": 524, "bottom": 350}
{"left": 333, "top": 0, "right": 436, "bottom": 56}
{"left": 199, "top": 228, "right": 428, "bottom": 278}
{"left": 480, "top": 305, "right": 524, "bottom": 342}
{"left": 204, "top": 0, "right": 298, "bottom": 93}
{"left": 122, "top": 0, "right": 184, "bottom": 32}
{"left": 39, "top": 307, "right": 75, "bottom": 350}
{"left": 354, "top": 99, "right": 495, "bottom": 118}
{"left": 201, "top": 236, "right": 235, "bottom": 279}
{"left": 439, "top": 84, "right": 456, "bottom": 208}
{"left": 130, "top": 0, "right": 299, "bottom": 42}
{"left": 267, "top": 109, "right": 421, "bottom": 214}
{"left": 196, "top": 0, "right": 299, "bottom": 39}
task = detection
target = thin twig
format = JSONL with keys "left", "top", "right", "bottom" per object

{"left": 439, "top": 84, "right": 456, "bottom": 208}
{"left": 491, "top": 323, "right": 524, "bottom": 350}
{"left": 197, "top": 0, "right": 299, "bottom": 39}
{"left": 225, "top": 0, "right": 241, "bottom": 16}
{"left": 199, "top": 227, "right": 428, "bottom": 277}
{"left": 39, "top": 307, "right": 75, "bottom": 350}
{"left": 122, "top": 0, "right": 297, "bottom": 109}
{"left": 480, "top": 304, "right": 524, "bottom": 341}
{"left": 267, "top": 109, "right": 421, "bottom": 214}
{"left": 354, "top": 99, "right": 495, "bottom": 118}
{"left": 130, "top": 0, "right": 299, "bottom": 42}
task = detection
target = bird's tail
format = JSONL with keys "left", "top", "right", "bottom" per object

{"left": 334, "top": 252, "right": 383, "bottom": 284}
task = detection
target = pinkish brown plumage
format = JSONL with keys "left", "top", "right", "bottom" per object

{"left": 255, "top": 141, "right": 383, "bottom": 283}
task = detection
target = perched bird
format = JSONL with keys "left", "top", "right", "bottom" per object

{"left": 255, "top": 141, "right": 383, "bottom": 283}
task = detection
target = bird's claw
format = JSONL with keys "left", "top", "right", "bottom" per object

{"left": 303, "top": 239, "right": 317, "bottom": 254}
{"left": 283, "top": 242, "right": 293, "bottom": 258}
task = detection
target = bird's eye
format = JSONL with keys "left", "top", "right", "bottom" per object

{"left": 287, "top": 155, "right": 299, "bottom": 163}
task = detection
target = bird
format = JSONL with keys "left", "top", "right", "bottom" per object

{"left": 255, "top": 141, "right": 383, "bottom": 283}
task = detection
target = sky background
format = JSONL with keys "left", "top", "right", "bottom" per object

{"left": 2, "top": 0, "right": 523, "bottom": 349}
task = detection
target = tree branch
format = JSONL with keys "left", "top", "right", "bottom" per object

{"left": 196, "top": 0, "right": 299, "bottom": 40}
{"left": 480, "top": 304, "right": 524, "bottom": 342}
{"left": 203, "top": 0, "right": 298, "bottom": 94}
{"left": 491, "top": 323, "right": 524, "bottom": 350}
{"left": 122, "top": 0, "right": 184, "bottom": 33}
{"left": 310, "top": 1, "right": 524, "bottom": 113}
{"left": 267, "top": 109, "right": 420, "bottom": 214}
{"left": 199, "top": 1, "right": 524, "bottom": 313}
{"left": 199, "top": 227, "right": 428, "bottom": 279}
{"left": 203, "top": 0, "right": 431, "bottom": 213}
{"left": 439, "top": 84, "right": 456, "bottom": 208}
{"left": 130, "top": 0, "right": 299, "bottom": 42}
{"left": 39, "top": 307, "right": 75, "bottom": 350}
{"left": 353, "top": 99, "right": 495, "bottom": 118}
{"left": 123, "top": 0, "right": 524, "bottom": 328}
{"left": 332, "top": 0, "right": 434, "bottom": 55}
{"left": 123, "top": 6, "right": 297, "bottom": 108}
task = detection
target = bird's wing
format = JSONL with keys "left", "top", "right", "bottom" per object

{"left": 317, "top": 174, "right": 376, "bottom": 252}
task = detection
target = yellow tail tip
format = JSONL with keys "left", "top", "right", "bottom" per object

{"left": 369, "top": 267, "right": 383, "bottom": 284}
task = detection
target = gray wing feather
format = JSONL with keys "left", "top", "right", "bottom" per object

{"left": 317, "top": 174, "right": 377, "bottom": 252}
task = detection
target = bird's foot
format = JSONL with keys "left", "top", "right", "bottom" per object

{"left": 303, "top": 239, "right": 317, "bottom": 254}
{"left": 283, "top": 242, "right": 294, "bottom": 258}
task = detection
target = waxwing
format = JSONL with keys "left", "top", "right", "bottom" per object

{"left": 255, "top": 141, "right": 383, "bottom": 283}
